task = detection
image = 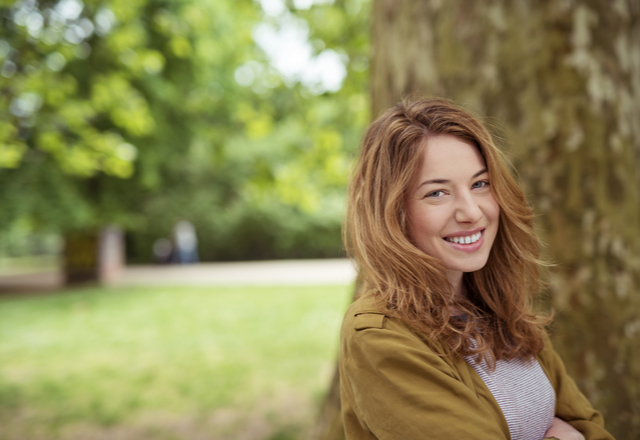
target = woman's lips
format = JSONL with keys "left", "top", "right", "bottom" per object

{"left": 443, "top": 229, "right": 485, "bottom": 252}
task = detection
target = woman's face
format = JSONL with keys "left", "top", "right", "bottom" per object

{"left": 406, "top": 134, "right": 500, "bottom": 279}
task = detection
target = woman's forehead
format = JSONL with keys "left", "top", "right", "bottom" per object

{"left": 416, "top": 135, "right": 486, "bottom": 176}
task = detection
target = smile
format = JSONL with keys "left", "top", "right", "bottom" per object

{"left": 444, "top": 231, "right": 482, "bottom": 245}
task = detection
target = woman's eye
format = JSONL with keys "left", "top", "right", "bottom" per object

{"left": 426, "top": 190, "right": 445, "bottom": 198}
{"left": 472, "top": 180, "right": 489, "bottom": 189}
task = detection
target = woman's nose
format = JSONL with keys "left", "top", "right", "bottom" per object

{"left": 454, "top": 192, "right": 483, "bottom": 223}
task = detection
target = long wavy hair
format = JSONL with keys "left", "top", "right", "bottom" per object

{"left": 345, "top": 97, "right": 550, "bottom": 364}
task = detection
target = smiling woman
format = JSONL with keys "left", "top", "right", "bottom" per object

{"left": 406, "top": 134, "right": 500, "bottom": 292}
{"left": 338, "top": 98, "right": 614, "bottom": 440}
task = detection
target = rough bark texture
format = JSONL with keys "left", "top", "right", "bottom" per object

{"left": 311, "top": 278, "right": 364, "bottom": 440}
{"left": 314, "top": 1, "right": 640, "bottom": 439}
{"left": 309, "top": 366, "right": 346, "bottom": 440}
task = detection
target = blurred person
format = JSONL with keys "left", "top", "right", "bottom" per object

{"left": 172, "top": 220, "right": 199, "bottom": 264}
{"left": 339, "top": 98, "right": 613, "bottom": 440}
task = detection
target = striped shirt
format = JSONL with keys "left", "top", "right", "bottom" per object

{"left": 463, "top": 353, "right": 556, "bottom": 440}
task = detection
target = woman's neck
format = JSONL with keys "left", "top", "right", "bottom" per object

{"left": 446, "top": 270, "right": 468, "bottom": 318}
{"left": 446, "top": 270, "right": 465, "bottom": 299}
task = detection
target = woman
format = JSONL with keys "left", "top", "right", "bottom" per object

{"left": 339, "top": 98, "right": 614, "bottom": 440}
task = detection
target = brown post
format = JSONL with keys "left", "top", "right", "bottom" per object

{"left": 64, "top": 226, "right": 124, "bottom": 285}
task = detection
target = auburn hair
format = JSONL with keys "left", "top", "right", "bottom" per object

{"left": 345, "top": 97, "right": 550, "bottom": 365}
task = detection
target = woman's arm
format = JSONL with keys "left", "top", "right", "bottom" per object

{"left": 340, "top": 313, "right": 511, "bottom": 440}
{"left": 538, "top": 333, "right": 615, "bottom": 440}
{"left": 545, "top": 417, "right": 586, "bottom": 440}
{"left": 341, "top": 323, "right": 595, "bottom": 440}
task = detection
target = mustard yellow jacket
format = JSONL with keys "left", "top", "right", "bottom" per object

{"left": 339, "top": 294, "right": 614, "bottom": 440}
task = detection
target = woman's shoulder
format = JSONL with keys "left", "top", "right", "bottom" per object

{"left": 341, "top": 292, "right": 391, "bottom": 336}
{"left": 534, "top": 330, "right": 568, "bottom": 382}
{"left": 343, "top": 291, "right": 386, "bottom": 321}
{"left": 340, "top": 292, "right": 449, "bottom": 358}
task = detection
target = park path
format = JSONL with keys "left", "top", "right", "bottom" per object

{"left": 0, "top": 258, "right": 357, "bottom": 294}
{"left": 120, "top": 258, "right": 356, "bottom": 286}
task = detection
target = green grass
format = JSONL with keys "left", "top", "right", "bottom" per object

{"left": 0, "top": 284, "right": 353, "bottom": 439}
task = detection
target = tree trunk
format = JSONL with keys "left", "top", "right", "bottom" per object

{"left": 311, "top": 276, "right": 364, "bottom": 440}
{"left": 314, "top": 1, "right": 640, "bottom": 439}
{"left": 309, "top": 366, "right": 346, "bottom": 440}
{"left": 64, "top": 226, "right": 124, "bottom": 285}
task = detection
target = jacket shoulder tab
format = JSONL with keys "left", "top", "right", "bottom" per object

{"left": 353, "top": 313, "right": 386, "bottom": 330}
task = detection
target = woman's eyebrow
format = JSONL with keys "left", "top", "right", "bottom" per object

{"left": 416, "top": 168, "right": 488, "bottom": 190}
{"left": 472, "top": 168, "right": 488, "bottom": 178}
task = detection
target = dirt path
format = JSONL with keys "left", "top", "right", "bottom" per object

{"left": 0, "top": 259, "right": 357, "bottom": 294}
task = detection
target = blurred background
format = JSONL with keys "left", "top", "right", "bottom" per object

{"left": 0, "top": 0, "right": 369, "bottom": 268}
{"left": 1, "top": 0, "right": 639, "bottom": 439}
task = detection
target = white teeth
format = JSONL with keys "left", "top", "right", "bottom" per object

{"left": 445, "top": 232, "right": 482, "bottom": 244}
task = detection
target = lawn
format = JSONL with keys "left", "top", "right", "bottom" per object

{"left": 0, "top": 283, "right": 353, "bottom": 440}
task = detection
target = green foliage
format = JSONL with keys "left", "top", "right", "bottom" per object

{"left": 0, "top": 0, "right": 151, "bottom": 179}
{"left": 0, "top": 0, "right": 371, "bottom": 260}
{"left": 0, "top": 283, "right": 351, "bottom": 438}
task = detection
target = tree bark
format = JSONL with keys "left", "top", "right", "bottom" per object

{"left": 315, "top": 1, "right": 640, "bottom": 438}
{"left": 309, "top": 366, "right": 346, "bottom": 440}
{"left": 311, "top": 276, "right": 364, "bottom": 440}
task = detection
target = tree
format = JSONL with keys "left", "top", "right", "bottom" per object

{"left": 0, "top": 0, "right": 371, "bottom": 267}
{"left": 314, "top": 1, "right": 640, "bottom": 439}
{"left": 121, "top": 0, "right": 371, "bottom": 263}
{"left": 0, "top": 0, "right": 272, "bottom": 223}
{"left": 0, "top": 0, "right": 259, "bottom": 280}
